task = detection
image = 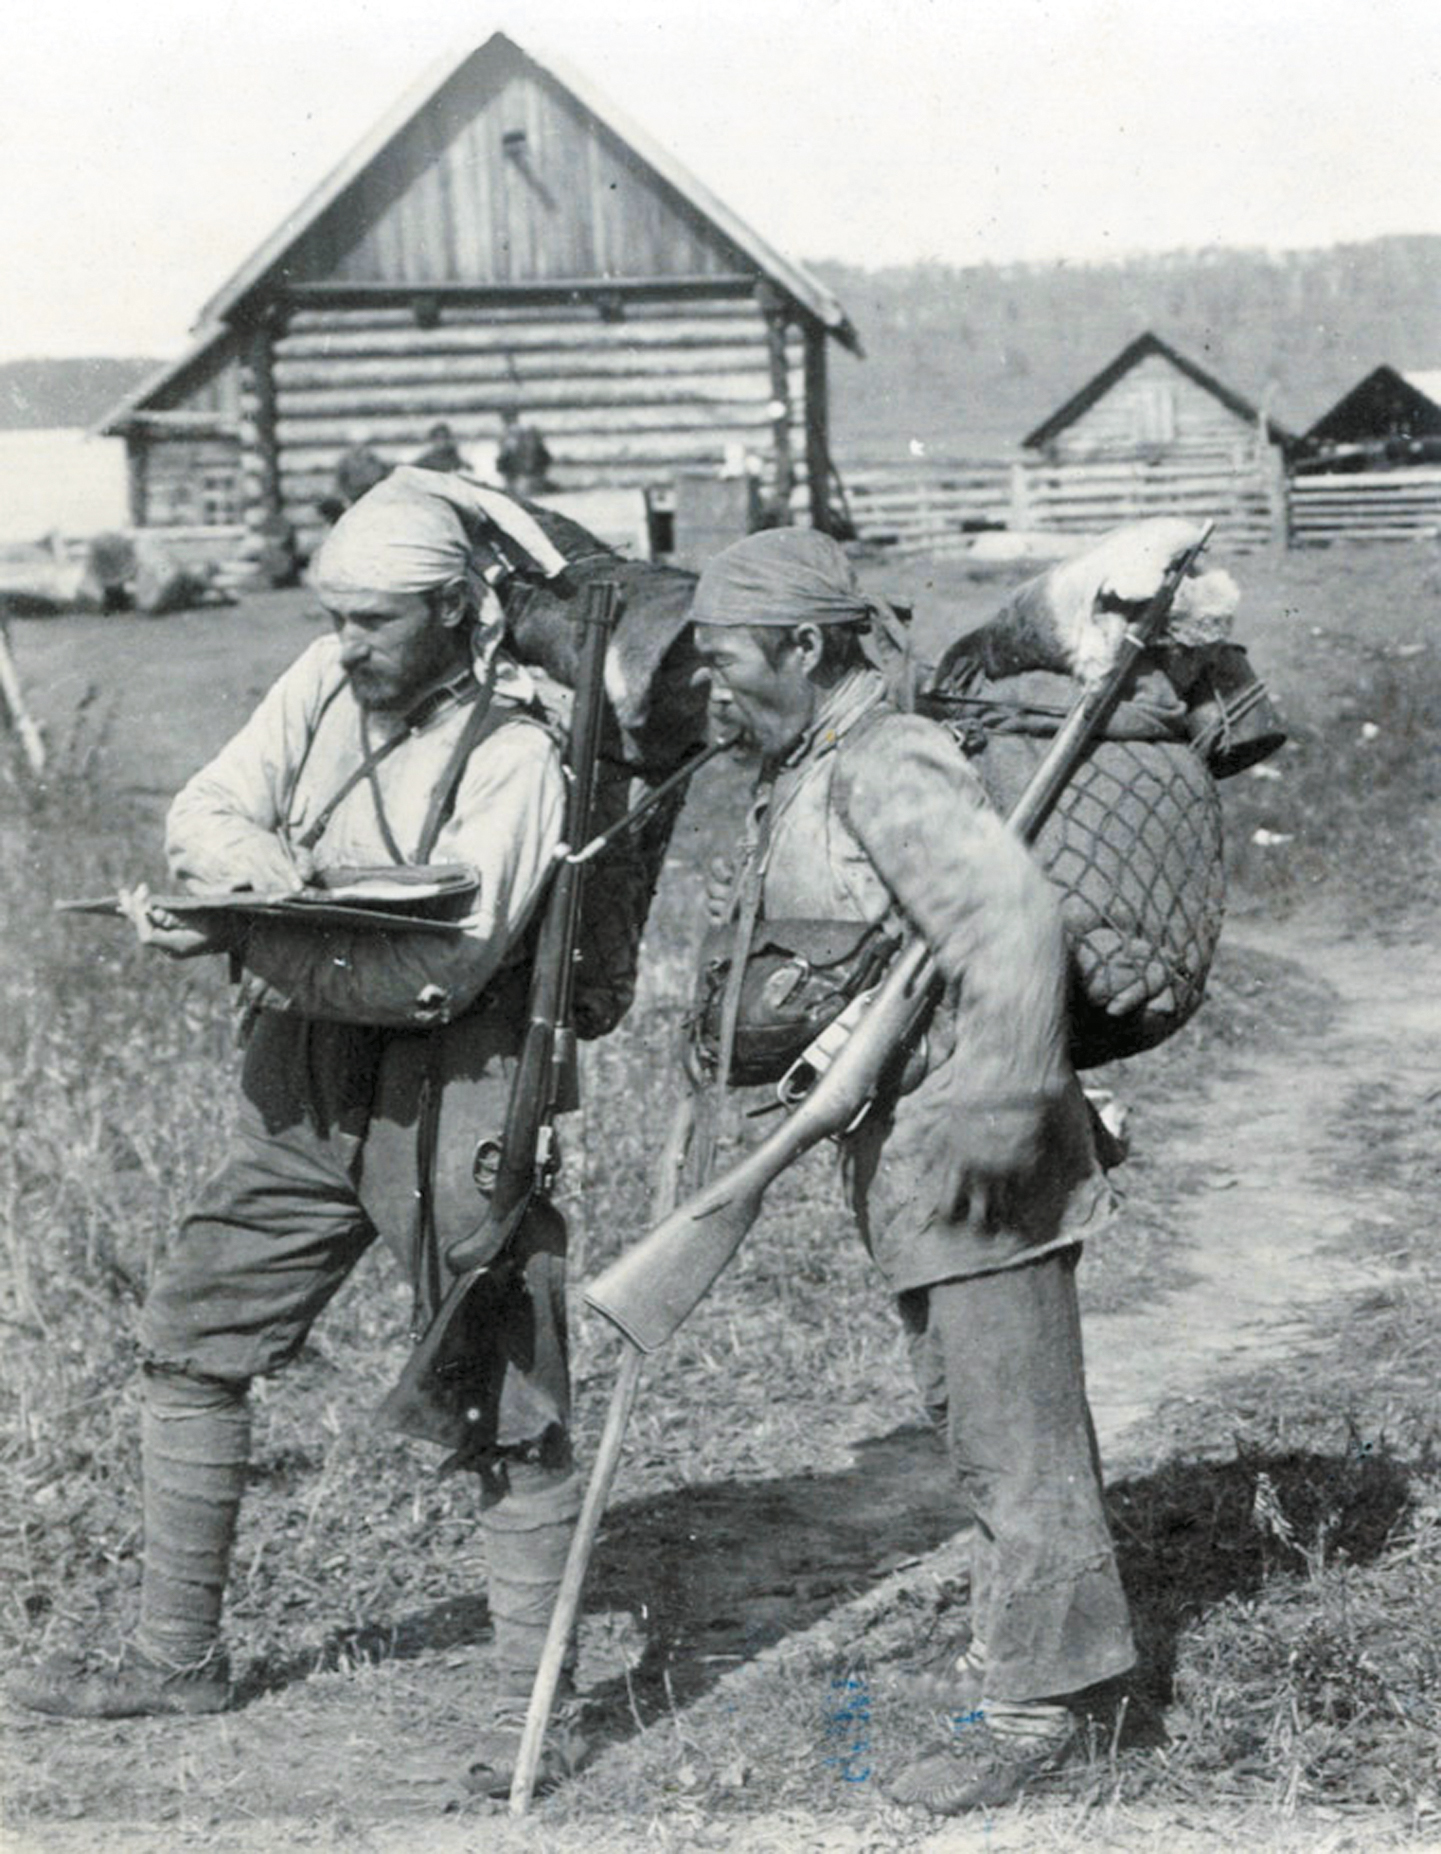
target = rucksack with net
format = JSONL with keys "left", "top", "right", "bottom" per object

{"left": 920, "top": 657, "right": 1262, "bottom": 1068}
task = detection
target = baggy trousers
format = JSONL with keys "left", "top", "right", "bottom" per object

{"left": 902, "top": 1248, "right": 1135, "bottom": 1703}
{"left": 140, "top": 1001, "right": 568, "bottom": 1430}
{"left": 137, "top": 1005, "right": 577, "bottom": 1684}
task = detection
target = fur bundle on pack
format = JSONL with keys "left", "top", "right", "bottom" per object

{"left": 922, "top": 518, "right": 1287, "bottom": 1066}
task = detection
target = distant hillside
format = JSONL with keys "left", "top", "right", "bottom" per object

{"left": 815, "top": 235, "right": 1441, "bottom": 459}
{"left": 6, "top": 236, "right": 1438, "bottom": 457}
{"left": 0, "top": 357, "right": 158, "bottom": 431}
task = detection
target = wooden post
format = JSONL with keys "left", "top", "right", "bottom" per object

{"left": 1009, "top": 460, "right": 1033, "bottom": 532}
{"left": 125, "top": 443, "right": 148, "bottom": 528}
{"left": 756, "top": 282, "right": 794, "bottom": 520}
{"left": 237, "top": 309, "right": 285, "bottom": 587}
{"left": 802, "top": 322, "right": 831, "bottom": 532}
{"left": 1265, "top": 440, "right": 1290, "bottom": 551}
{"left": 0, "top": 618, "right": 46, "bottom": 777}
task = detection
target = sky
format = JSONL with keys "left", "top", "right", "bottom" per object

{"left": 3, "top": 0, "right": 1439, "bottom": 362}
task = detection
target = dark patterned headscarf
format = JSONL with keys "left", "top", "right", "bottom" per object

{"left": 692, "top": 528, "right": 915, "bottom": 706}
{"left": 692, "top": 529, "right": 887, "bottom": 628}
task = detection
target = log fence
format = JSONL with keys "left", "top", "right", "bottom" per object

{"left": 835, "top": 449, "right": 1284, "bottom": 556}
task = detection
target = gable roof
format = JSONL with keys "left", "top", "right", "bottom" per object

{"left": 96, "top": 325, "right": 236, "bottom": 436}
{"left": 1022, "top": 331, "right": 1293, "bottom": 450}
{"left": 1304, "top": 364, "right": 1441, "bottom": 443}
{"left": 199, "top": 31, "right": 859, "bottom": 351}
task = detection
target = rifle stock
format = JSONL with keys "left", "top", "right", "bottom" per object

{"left": 584, "top": 520, "right": 1215, "bottom": 1353}
{"left": 586, "top": 938, "right": 937, "bottom": 1350}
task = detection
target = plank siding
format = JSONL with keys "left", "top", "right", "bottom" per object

{"left": 1049, "top": 353, "right": 1261, "bottom": 462}
{"left": 325, "top": 64, "right": 735, "bottom": 290}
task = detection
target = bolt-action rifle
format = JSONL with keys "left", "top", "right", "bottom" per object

{"left": 584, "top": 519, "right": 1215, "bottom": 1353}
{"left": 505, "top": 517, "right": 1216, "bottom": 1813}
{"left": 377, "top": 578, "right": 620, "bottom": 1452}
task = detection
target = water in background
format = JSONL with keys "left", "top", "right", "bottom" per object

{"left": 0, "top": 428, "right": 128, "bottom": 545}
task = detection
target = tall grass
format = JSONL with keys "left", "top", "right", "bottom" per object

{"left": 4, "top": 589, "right": 1440, "bottom": 1839}
{"left": 1218, "top": 640, "right": 1441, "bottom": 920}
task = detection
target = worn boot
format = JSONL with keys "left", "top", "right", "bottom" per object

{"left": 464, "top": 1458, "right": 588, "bottom": 1797}
{"left": 887, "top": 1700, "right": 1079, "bottom": 1814}
{"left": 10, "top": 1367, "right": 248, "bottom": 1721}
{"left": 9, "top": 1640, "right": 232, "bottom": 1719}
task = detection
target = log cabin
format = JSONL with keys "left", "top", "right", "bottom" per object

{"left": 99, "top": 30, "right": 860, "bottom": 580}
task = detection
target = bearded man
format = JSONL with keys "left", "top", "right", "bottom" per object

{"left": 688, "top": 527, "right": 1136, "bottom": 1816}
{"left": 12, "top": 468, "right": 592, "bottom": 1795}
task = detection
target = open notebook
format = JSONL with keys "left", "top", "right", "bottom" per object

{"left": 57, "top": 864, "right": 479, "bottom": 936}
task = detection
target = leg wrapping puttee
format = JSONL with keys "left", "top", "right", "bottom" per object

{"left": 137, "top": 1368, "right": 251, "bottom": 1667}
{"left": 480, "top": 1460, "right": 582, "bottom": 1695}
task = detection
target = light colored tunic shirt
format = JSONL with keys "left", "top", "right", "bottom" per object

{"left": 166, "top": 636, "right": 565, "bottom": 1030}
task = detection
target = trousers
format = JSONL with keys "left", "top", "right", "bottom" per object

{"left": 140, "top": 1004, "right": 569, "bottom": 1449}
{"left": 901, "top": 1248, "right": 1134, "bottom": 1702}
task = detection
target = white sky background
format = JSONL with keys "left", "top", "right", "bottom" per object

{"left": 2, "top": 0, "right": 1439, "bottom": 362}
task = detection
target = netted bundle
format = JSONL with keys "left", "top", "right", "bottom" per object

{"left": 969, "top": 729, "right": 1226, "bottom": 1067}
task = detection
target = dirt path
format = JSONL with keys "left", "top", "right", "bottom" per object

{"left": 7, "top": 910, "right": 1437, "bottom": 1854}
{"left": 1084, "top": 909, "right": 1439, "bottom": 1459}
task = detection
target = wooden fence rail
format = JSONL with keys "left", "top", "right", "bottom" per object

{"left": 837, "top": 451, "right": 1284, "bottom": 555}
{"left": 1288, "top": 467, "right": 1441, "bottom": 544}
{"left": 835, "top": 461, "right": 1012, "bottom": 556}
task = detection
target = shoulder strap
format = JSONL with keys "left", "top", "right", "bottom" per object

{"left": 413, "top": 694, "right": 543, "bottom": 863}
{"left": 292, "top": 674, "right": 484, "bottom": 856}
{"left": 829, "top": 700, "right": 920, "bottom": 934}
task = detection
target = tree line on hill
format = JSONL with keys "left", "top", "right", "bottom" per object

{"left": 0, "top": 357, "right": 156, "bottom": 432}
{"left": 3, "top": 236, "right": 1438, "bottom": 458}
{"left": 816, "top": 235, "right": 1441, "bottom": 458}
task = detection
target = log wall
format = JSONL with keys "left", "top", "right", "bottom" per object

{"left": 139, "top": 436, "right": 245, "bottom": 528}
{"left": 255, "top": 298, "right": 812, "bottom": 552}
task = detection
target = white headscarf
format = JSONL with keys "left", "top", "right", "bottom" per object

{"left": 311, "top": 465, "right": 569, "bottom": 601}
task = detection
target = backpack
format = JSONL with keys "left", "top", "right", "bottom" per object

{"left": 921, "top": 664, "right": 1228, "bottom": 1068}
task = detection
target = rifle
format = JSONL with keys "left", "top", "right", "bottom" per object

{"left": 506, "top": 521, "right": 1216, "bottom": 1812}
{"left": 377, "top": 578, "right": 620, "bottom": 1450}
{"left": 584, "top": 519, "right": 1214, "bottom": 1352}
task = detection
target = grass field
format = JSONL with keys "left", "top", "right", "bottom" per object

{"left": 2, "top": 534, "right": 1440, "bottom": 1850}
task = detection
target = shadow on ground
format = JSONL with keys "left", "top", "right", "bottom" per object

{"left": 237, "top": 1422, "right": 967, "bottom": 1711}
{"left": 238, "top": 1429, "right": 1413, "bottom": 1756}
{"left": 1105, "top": 1442, "right": 1413, "bottom": 1743}
{"left": 233, "top": 1431, "right": 956, "bottom": 1705}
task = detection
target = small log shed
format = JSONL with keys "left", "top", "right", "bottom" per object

{"left": 98, "top": 30, "right": 861, "bottom": 575}
{"left": 1015, "top": 331, "right": 1294, "bottom": 547}
{"left": 1300, "top": 365, "right": 1441, "bottom": 467}
{"left": 1022, "top": 331, "right": 1292, "bottom": 464}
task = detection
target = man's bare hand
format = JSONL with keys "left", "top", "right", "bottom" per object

{"left": 172, "top": 836, "right": 315, "bottom": 897}
{"left": 118, "top": 885, "right": 234, "bottom": 959}
{"left": 228, "top": 837, "right": 316, "bottom": 895}
{"left": 704, "top": 853, "right": 737, "bottom": 924}
{"left": 923, "top": 1091, "right": 1049, "bottom": 1223}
